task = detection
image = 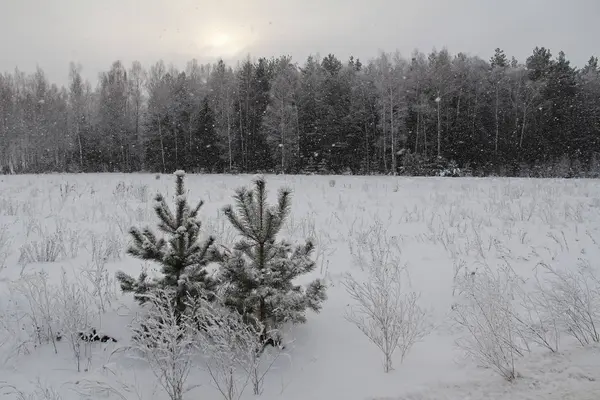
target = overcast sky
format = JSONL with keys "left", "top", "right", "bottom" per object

{"left": 1, "top": 0, "right": 599, "bottom": 85}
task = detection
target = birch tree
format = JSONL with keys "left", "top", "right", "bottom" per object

{"left": 262, "top": 56, "right": 300, "bottom": 172}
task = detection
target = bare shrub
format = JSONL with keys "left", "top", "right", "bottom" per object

{"left": 343, "top": 265, "right": 429, "bottom": 372}
{"left": 130, "top": 289, "right": 196, "bottom": 400}
{"left": 18, "top": 232, "right": 65, "bottom": 266}
{"left": 87, "top": 231, "right": 122, "bottom": 263}
{"left": 0, "top": 198, "right": 19, "bottom": 216}
{"left": 79, "top": 258, "right": 115, "bottom": 314}
{"left": 348, "top": 218, "right": 401, "bottom": 273}
{"left": 534, "top": 260, "right": 600, "bottom": 346}
{"left": 0, "top": 379, "right": 63, "bottom": 400}
{"left": 132, "top": 183, "right": 150, "bottom": 203}
{"left": 345, "top": 221, "right": 430, "bottom": 372}
{"left": 511, "top": 281, "right": 560, "bottom": 353}
{"left": 451, "top": 263, "right": 526, "bottom": 381}
{"left": 56, "top": 269, "right": 95, "bottom": 372}
{"left": 113, "top": 181, "right": 150, "bottom": 203}
{"left": 193, "top": 297, "right": 286, "bottom": 398}
{"left": 55, "top": 219, "right": 82, "bottom": 259}
{"left": 24, "top": 218, "right": 42, "bottom": 238}
{"left": 0, "top": 224, "right": 11, "bottom": 273}
{"left": 68, "top": 363, "right": 146, "bottom": 400}
{"left": 9, "top": 271, "right": 60, "bottom": 354}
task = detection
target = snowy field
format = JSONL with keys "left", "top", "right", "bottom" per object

{"left": 1, "top": 173, "right": 600, "bottom": 400}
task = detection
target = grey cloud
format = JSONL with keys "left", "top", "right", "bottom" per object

{"left": 1, "top": 0, "right": 598, "bottom": 85}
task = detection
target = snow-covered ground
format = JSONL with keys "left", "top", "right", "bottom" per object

{"left": 1, "top": 173, "right": 599, "bottom": 400}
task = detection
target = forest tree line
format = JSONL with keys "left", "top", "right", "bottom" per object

{"left": 1, "top": 47, "right": 599, "bottom": 176}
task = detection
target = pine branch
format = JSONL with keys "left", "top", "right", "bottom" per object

{"left": 190, "top": 200, "right": 204, "bottom": 219}
{"left": 224, "top": 204, "right": 255, "bottom": 239}
{"left": 237, "top": 189, "right": 261, "bottom": 240}
{"left": 186, "top": 235, "right": 216, "bottom": 266}
{"left": 127, "top": 227, "right": 165, "bottom": 261}
{"left": 255, "top": 175, "right": 267, "bottom": 236}
{"left": 154, "top": 194, "right": 178, "bottom": 234}
{"left": 276, "top": 188, "right": 292, "bottom": 227}
{"left": 305, "top": 279, "right": 328, "bottom": 313}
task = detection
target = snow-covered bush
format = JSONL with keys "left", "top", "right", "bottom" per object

{"left": 0, "top": 223, "right": 10, "bottom": 273}
{"left": 80, "top": 257, "right": 116, "bottom": 314}
{"left": 438, "top": 160, "right": 462, "bottom": 177}
{"left": 0, "top": 379, "right": 63, "bottom": 400}
{"left": 9, "top": 271, "right": 60, "bottom": 354}
{"left": 534, "top": 260, "right": 600, "bottom": 346}
{"left": 18, "top": 232, "right": 65, "bottom": 265}
{"left": 193, "top": 295, "right": 284, "bottom": 399}
{"left": 451, "top": 263, "right": 526, "bottom": 381}
{"left": 511, "top": 279, "right": 560, "bottom": 353}
{"left": 55, "top": 269, "right": 96, "bottom": 372}
{"left": 344, "top": 223, "right": 430, "bottom": 373}
{"left": 88, "top": 231, "right": 123, "bottom": 263}
{"left": 130, "top": 288, "right": 196, "bottom": 400}
{"left": 343, "top": 267, "right": 429, "bottom": 373}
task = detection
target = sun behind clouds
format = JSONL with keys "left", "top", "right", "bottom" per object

{"left": 198, "top": 27, "right": 257, "bottom": 58}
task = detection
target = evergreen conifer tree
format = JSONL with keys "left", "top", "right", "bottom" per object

{"left": 218, "top": 175, "right": 327, "bottom": 342}
{"left": 192, "top": 98, "right": 221, "bottom": 172}
{"left": 116, "top": 170, "right": 217, "bottom": 319}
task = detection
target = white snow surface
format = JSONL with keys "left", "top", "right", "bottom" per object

{"left": 1, "top": 173, "right": 600, "bottom": 400}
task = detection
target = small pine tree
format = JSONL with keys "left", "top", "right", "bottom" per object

{"left": 218, "top": 175, "right": 327, "bottom": 341}
{"left": 116, "top": 170, "right": 217, "bottom": 319}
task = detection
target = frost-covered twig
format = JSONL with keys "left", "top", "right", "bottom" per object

{"left": 193, "top": 296, "right": 285, "bottom": 398}
{"left": 9, "top": 271, "right": 60, "bottom": 353}
{"left": 130, "top": 289, "right": 196, "bottom": 400}
{"left": 0, "top": 378, "right": 63, "bottom": 400}
{"left": 451, "top": 263, "right": 525, "bottom": 381}
{"left": 0, "top": 224, "right": 11, "bottom": 274}
{"left": 56, "top": 269, "right": 95, "bottom": 372}
{"left": 534, "top": 260, "right": 600, "bottom": 346}
{"left": 343, "top": 265, "right": 430, "bottom": 372}
{"left": 79, "top": 258, "right": 115, "bottom": 314}
{"left": 18, "top": 232, "right": 65, "bottom": 266}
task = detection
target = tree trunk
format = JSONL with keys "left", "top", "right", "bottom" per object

{"left": 520, "top": 107, "right": 527, "bottom": 148}
{"left": 437, "top": 94, "right": 442, "bottom": 158}
{"left": 295, "top": 103, "right": 300, "bottom": 168}
{"left": 390, "top": 89, "right": 396, "bottom": 175}
{"left": 423, "top": 101, "right": 427, "bottom": 157}
{"left": 365, "top": 121, "right": 370, "bottom": 174}
{"left": 280, "top": 97, "right": 285, "bottom": 172}
{"left": 239, "top": 98, "right": 245, "bottom": 171}
{"left": 495, "top": 84, "right": 499, "bottom": 156}
{"left": 415, "top": 110, "right": 420, "bottom": 154}
{"left": 381, "top": 102, "right": 387, "bottom": 172}
{"left": 227, "top": 106, "right": 232, "bottom": 172}
{"left": 76, "top": 122, "right": 83, "bottom": 169}
{"left": 159, "top": 119, "right": 166, "bottom": 173}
